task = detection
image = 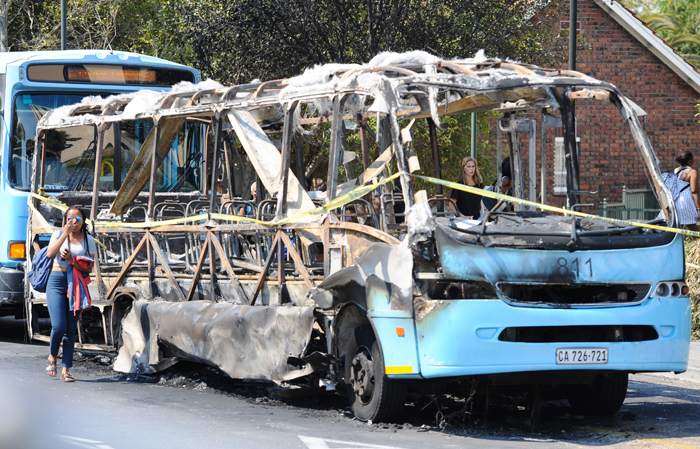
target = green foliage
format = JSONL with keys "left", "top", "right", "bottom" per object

{"left": 179, "top": 0, "right": 558, "bottom": 85}
{"left": 7, "top": 0, "right": 194, "bottom": 67}
{"left": 693, "top": 296, "right": 700, "bottom": 340}
{"left": 622, "top": 0, "right": 700, "bottom": 68}
{"left": 684, "top": 238, "right": 700, "bottom": 340}
{"left": 622, "top": 0, "right": 659, "bottom": 16}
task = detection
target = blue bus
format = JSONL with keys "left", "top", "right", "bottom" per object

{"left": 0, "top": 50, "right": 199, "bottom": 318}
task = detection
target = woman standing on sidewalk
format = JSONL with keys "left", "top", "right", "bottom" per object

{"left": 669, "top": 151, "right": 700, "bottom": 232}
{"left": 45, "top": 206, "right": 95, "bottom": 382}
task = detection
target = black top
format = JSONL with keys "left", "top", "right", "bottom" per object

{"left": 450, "top": 183, "right": 484, "bottom": 218}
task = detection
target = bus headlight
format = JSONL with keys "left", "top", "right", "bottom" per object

{"left": 654, "top": 281, "right": 688, "bottom": 297}
{"left": 9, "top": 242, "right": 25, "bottom": 260}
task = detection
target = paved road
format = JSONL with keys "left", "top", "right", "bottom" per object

{"left": 1, "top": 317, "right": 699, "bottom": 449}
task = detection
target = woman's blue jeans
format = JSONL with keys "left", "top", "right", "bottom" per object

{"left": 47, "top": 271, "right": 79, "bottom": 368}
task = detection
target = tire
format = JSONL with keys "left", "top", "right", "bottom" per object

{"left": 566, "top": 371, "right": 628, "bottom": 415}
{"left": 344, "top": 324, "right": 406, "bottom": 422}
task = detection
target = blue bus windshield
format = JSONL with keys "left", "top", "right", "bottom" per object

{"left": 10, "top": 93, "right": 95, "bottom": 190}
{"left": 40, "top": 120, "right": 202, "bottom": 194}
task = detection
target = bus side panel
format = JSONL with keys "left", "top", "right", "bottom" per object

{"left": 0, "top": 182, "right": 30, "bottom": 310}
{"left": 369, "top": 313, "right": 422, "bottom": 379}
{"left": 414, "top": 297, "right": 691, "bottom": 378}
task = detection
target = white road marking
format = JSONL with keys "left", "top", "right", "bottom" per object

{"left": 55, "top": 434, "right": 116, "bottom": 449}
{"left": 299, "top": 435, "right": 405, "bottom": 449}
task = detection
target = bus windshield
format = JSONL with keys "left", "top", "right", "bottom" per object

{"left": 10, "top": 93, "right": 94, "bottom": 190}
{"left": 12, "top": 94, "right": 203, "bottom": 193}
{"left": 41, "top": 120, "right": 203, "bottom": 194}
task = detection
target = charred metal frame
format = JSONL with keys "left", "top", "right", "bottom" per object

{"left": 24, "top": 55, "right": 679, "bottom": 381}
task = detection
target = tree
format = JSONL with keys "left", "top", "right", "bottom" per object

{"left": 621, "top": 0, "right": 659, "bottom": 16}
{"left": 622, "top": 0, "right": 700, "bottom": 68}
{"left": 0, "top": 0, "right": 10, "bottom": 51}
{"left": 177, "top": 0, "right": 557, "bottom": 194}
{"left": 10, "top": 0, "right": 119, "bottom": 50}
{"left": 7, "top": 0, "right": 194, "bottom": 65}
{"left": 180, "top": 0, "right": 557, "bottom": 85}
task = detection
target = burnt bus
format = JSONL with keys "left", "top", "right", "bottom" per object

{"left": 27, "top": 53, "right": 689, "bottom": 422}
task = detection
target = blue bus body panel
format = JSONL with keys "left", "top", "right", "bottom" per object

{"left": 369, "top": 231, "right": 689, "bottom": 379}
{"left": 368, "top": 313, "right": 422, "bottom": 379}
{"left": 435, "top": 229, "right": 684, "bottom": 284}
{"left": 411, "top": 296, "right": 690, "bottom": 378}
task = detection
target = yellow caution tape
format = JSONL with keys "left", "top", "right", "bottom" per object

{"left": 30, "top": 174, "right": 403, "bottom": 229}
{"left": 414, "top": 173, "right": 700, "bottom": 238}
{"left": 27, "top": 173, "right": 690, "bottom": 237}
{"left": 27, "top": 203, "right": 55, "bottom": 235}
{"left": 275, "top": 172, "right": 403, "bottom": 226}
{"left": 28, "top": 194, "right": 109, "bottom": 249}
{"left": 28, "top": 172, "right": 700, "bottom": 270}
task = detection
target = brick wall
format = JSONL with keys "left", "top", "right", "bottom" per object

{"left": 530, "top": 0, "right": 700, "bottom": 209}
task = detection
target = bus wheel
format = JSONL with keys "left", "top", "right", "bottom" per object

{"left": 344, "top": 324, "right": 405, "bottom": 422}
{"left": 566, "top": 371, "right": 628, "bottom": 415}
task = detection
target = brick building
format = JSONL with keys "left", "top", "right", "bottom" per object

{"left": 534, "top": 0, "right": 700, "bottom": 210}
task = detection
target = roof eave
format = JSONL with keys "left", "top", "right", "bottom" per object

{"left": 593, "top": 0, "right": 700, "bottom": 95}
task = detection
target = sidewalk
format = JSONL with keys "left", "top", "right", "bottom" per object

{"left": 649, "top": 341, "right": 700, "bottom": 384}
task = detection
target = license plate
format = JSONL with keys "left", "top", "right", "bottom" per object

{"left": 556, "top": 348, "right": 608, "bottom": 364}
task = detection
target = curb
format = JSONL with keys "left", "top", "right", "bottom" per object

{"left": 647, "top": 367, "right": 700, "bottom": 384}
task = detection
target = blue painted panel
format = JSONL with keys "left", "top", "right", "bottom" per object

{"left": 436, "top": 231, "right": 684, "bottom": 284}
{"left": 369, "top": 315, "right": 421, "bottom": 379}
{"left": 415, "top": 298, "right": 691, "bottom": 378}
{"left": 0, "top": 182, "right": 32, "bottom": 268}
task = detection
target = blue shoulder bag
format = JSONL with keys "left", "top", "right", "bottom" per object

{"left": 27, "top": 231, "right": 62, "bottom": 293}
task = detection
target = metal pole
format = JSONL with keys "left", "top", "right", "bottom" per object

{"left": 470, "top": 112, "right": 477, "bottom": 159}
{"left": 569, "top": 0, "right": 577, "bottom": 71}
{"left": 61, "top": 0, "right": 67, "bottom": 50}
{"left": 427, "top": 118, "right": 442, "bottom": 196}
{"left": 568, "top": 0, "right": 579, "bottom": 210}
{"left": 208, "top": 115, "right": 222, "bottom": 214}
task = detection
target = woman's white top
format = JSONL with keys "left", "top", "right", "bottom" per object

{"left": 50, "top": 230, "right": 96, "bottom": 269}
{"left": 672, "top": 166, "right": 698, "bottom": 225}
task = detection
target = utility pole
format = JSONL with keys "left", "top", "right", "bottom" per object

{"left": 569, "top": 0, "right": 577, "bottom": 71}
{"left": 470, "top": 113, "right": 477, "bottom": 159}
{"left": 568, "top": 0, "right": 579, "bottom": 210}
{"left": 61, "top": 0, "right": 66, "bottom": 50}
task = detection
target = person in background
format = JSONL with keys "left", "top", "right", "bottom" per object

{"left": 45, "top": 206, "right": 96, "bottom": 382}
{"left": 217, "top": 181, "right": 231, "bottom": 204}
{"left": 237, "top": 182, "right": 257, "bottom": 216}
{"left": 482, "top": 157, "right": 514, "bottom": 213}
{"left": 666, "top": 151, "right": 700, "bottom": 232}
{"left": 307, "top": 178, "right": 328, "bottom": 201}
{"left": 449, "top": 156, "right": 484, "bottom": 219}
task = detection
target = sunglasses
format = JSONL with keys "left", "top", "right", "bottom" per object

{"left": 68, "top": 216, "right": 82, "bottom": 223}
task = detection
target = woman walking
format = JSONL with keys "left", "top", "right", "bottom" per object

{"left": 667, "top": 151, "right": 700, "bottom": 232}
{"left": 449, "top": 156, "right": 484, "bottom": 219}
{"left": 45, "top": 206, "right": 95, "bottom": 382}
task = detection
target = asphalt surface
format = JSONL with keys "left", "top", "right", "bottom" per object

{"left": 1, "top": 316, "right": 699, "bottom": 449}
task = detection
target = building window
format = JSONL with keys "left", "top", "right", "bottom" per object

{"left": 553, "top": 137, "right": 580, "bottom": 196}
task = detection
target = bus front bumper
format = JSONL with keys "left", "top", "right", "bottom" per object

{"left": 404, "top": 298, "right": 691, "bottom": 379}
{"left": 372, "top": 298, "right": 690, "bottom": 378}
